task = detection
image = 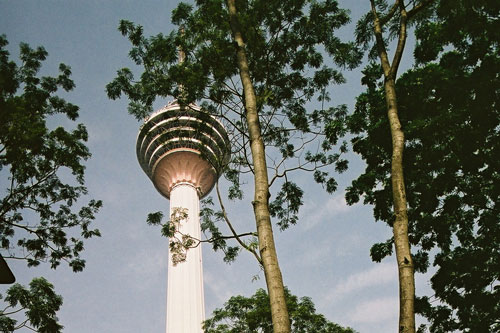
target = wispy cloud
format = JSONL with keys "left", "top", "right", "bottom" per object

{"left": 204, "top": 270, "right": 235, "bottom": 306}
{"left": 347, "top": 296, "right": 398, "bottom": 323}
{"left": 300, "top": 192, "right": 354, "bottom": 230}
{"left": 327, "top": 262, "right": 397, "bottom": 303}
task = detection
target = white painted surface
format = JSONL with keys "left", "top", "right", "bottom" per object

{"left": 166, "top": 183, "right": 205, "bottom": 333}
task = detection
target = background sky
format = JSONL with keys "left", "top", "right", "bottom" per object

{"left": 0, "top": 1, "right": 431, "bottom": 332}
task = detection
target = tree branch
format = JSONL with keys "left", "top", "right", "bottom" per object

{"left": 0, "top": 167, "right": 59, "bottom": 217}
{"left": 2, "top": 307, "right": 25, "bottom": 316}
{"left": 379, "top": 0, "right": 401, "bottom": 26}
{"left": 370, "top": 0, "right": 392, "bottom": 77}
{"left": 407, "top": 0, "right": 435, "bottom": 19}
{"left": 216, "top": 181, "right": 262, "bottom": 264}
{"left": 389, "top": 1, "right": 408, "bottom": 79}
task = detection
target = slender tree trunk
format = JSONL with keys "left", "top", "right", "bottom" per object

{"left": 384, "top": 77, "right": 415, "bottom": 333}
{"left": 370, "top": 1, "right": 416, "bottom": 332}
{"left": 225, "top": 1, "right": 291, "bottom": 332}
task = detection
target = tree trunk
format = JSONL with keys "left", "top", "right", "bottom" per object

{"left": 370, "top": 1, "right": 416, "bottom": 332}
{"left": 225, "top": 1, "right": 291, "bottom": 332}
{"left": 385, "top": 77, "right": 415, "bottom": 333}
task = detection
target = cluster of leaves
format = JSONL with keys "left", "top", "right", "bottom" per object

{"left": 147, "top": 208, "right": 198, "bottom": 265}
{"left": 200, "top": 197, "right": 242, "bottom": 263}
{"left": 0, "top": 278, "right": 63, "bottom": 333}
{"left": 355, "top": 0, "right": 435, "bottom": 63}
{"left": 148, "top": 200, "right": 257, "bottom": 265}
{"left": 107, "top": 0, "right": 361, "bottom": 261}
{"left": 1, "top": 35, "right": 101, "bottom": 331}
{"left": 0, "top": 35, "right": 102, "bottom": 271}
{"left": 346, "top": 1, "right": 499, "bottom": 331}
{"left": 203, "top": 287, "right": 357, "bottom": 333}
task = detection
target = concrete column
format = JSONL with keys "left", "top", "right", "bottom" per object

{"left": 166, "top": 183, "right": 205, "bottom": 333}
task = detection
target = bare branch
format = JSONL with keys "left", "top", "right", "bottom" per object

{"left": 2, "top": 307, "right": 25, "bottom": 316}
{"left": 379, "top": 0, "right": 401, "bottom": 26}
{"left": 216, "top": 181, "right": 262, "bottom": 264}
{"left": 389, "top": 1, "right": 408, "bottom": 79}
{"left": 370, "top": 0, "right": 392, "bottom": 77}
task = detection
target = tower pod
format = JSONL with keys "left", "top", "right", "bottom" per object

{"left": 136, "top": 100, "right": 230, "bottom": 198}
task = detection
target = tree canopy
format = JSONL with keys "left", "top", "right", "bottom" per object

{"left": 203, "top": 288, "right": 357, "bottom": 333}
{"left": 107, "top": 0, "right": 361, "bottom": 228}
{"left": 0, "top": 278, "right": 62, "bottom": 333}
{"left": 346, "top": 1, "right": 499, "bottom": 331}
{"left": 351, "top": 1, "right": 436, "bottom": 331}
{"left": 0, "top": 35, "right": 101, "bottom": 332}
{"left": 107, "top": 0, "right": 362, "bottom": 272}
{"left": 108, "top": 1, "right": 360, "bottom": 332}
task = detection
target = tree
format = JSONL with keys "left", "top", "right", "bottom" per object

{"left": 348, "top": 0, "right": 499, "bottom": 332}
{"left": 224, "top": 0, "right": 292, "bottom": 330}
{"left": 107, "top": 1, "right": 360, "bottom": 332}
{"left": 0, "top": 278, "right": 62, "bottom": 333}
{"left": 203, "top": 288, "right": 358, "bottom": 333}
{"left": 351, "top": 1, "right": 435, "bottom": 332}
{"left": 0, "top": 35, "right": 102, "bottom": 332}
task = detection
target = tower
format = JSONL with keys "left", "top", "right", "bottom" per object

{"left": 136, "top": 100, "right": 230, "bottom": 332}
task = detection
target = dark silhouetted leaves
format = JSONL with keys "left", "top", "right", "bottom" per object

{"left": 0, "top": 278, "right": 63, "bottom": 333}
{"left": 347, "top": 1, "right": 500, "bottom": 331}
{"left": 1, "top": 35, "right": 101, "bottom": 331}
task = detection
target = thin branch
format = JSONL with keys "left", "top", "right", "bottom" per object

{"left": 2, "top": 307, "right": 25, "bottom": 316}
{"left": 241, "top": 122, "right": 255, "bottom": 175}
{"left": 223, "top": 78, "right": 243, "bottom": 99}
{"left": 407, "top": 0, "right": 435, "bottom": 19}
{"left": 174, "top": 229, "right": 256, "bottom": 249}
{"left": 389, "top": 1, "right": 408, "bottom": 79}
{"left": 13, "top": 318, "right": 30, "bottom": 331}
{"left": 379, "top": 0, "right": 401, "bottom": 26}
{"left": 269, "top": 161, "right": 331, "bottom": 187}
{"left": 216, "top": 181, "right": 262, "bottom": 265}
{"left": 0, "top": 167, "right": 59, "bottom": 217}
{"left": 1, "top": 255, "right": 32, "bottom": 261}
{"left": 370, "top": 0, "right": 392, "bottom": 77}
{"left": 2, "top": 221, "right": 37, "bottom": 234}
{"left": 270, "top": 133, "right": 318, "bottom": 172}
{"left": 25, "top": 325, "right": 38, "bottom": 332}
{"left": 203, "top": 232, "right": 256, "bottom": 243}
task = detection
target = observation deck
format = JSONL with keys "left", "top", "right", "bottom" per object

{"left": 136, "top": 100, "right": 230, "bottom": 199}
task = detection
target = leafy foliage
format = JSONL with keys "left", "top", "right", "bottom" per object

{"left": 355, "top": 0, "right": 435, "bottom": 62}
{"left": 148, "top": 207, "right": 200, "bottom": 265}
{"left": 0, "top": 35, "right": 102, "bottom": 271}
{"left": 269, "top": 181, "right": 303, "bottom": 230}
{"left": 346, "top": 1, "right": 500, "bottom": 331}
{"left": 0, "top": 35, "right": 101, "bottom": 331}
{"left": 147, "top": 203, "right": 245, "bottom": 265}
{"left": 107, "top": 0, "right": 361, "bottom": 261}
{"left": 352, "top": 2, "right": 437, "bottom": 331}
{"left": 0, "top": 278, "right": 63, "bottom": 333}
{"left": 203, "top": 288, "right": 358, "bottom": 333}
{"left": 200, "top": 197, "right": 242, "bottom": 263}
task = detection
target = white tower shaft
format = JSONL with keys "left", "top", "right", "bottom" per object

{"left": 166, "top": 183, "right": 205, "bottom": 333}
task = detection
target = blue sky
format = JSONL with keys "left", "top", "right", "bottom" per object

{"left": 0, "top": 1, "right": 430, "bottom": 332}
